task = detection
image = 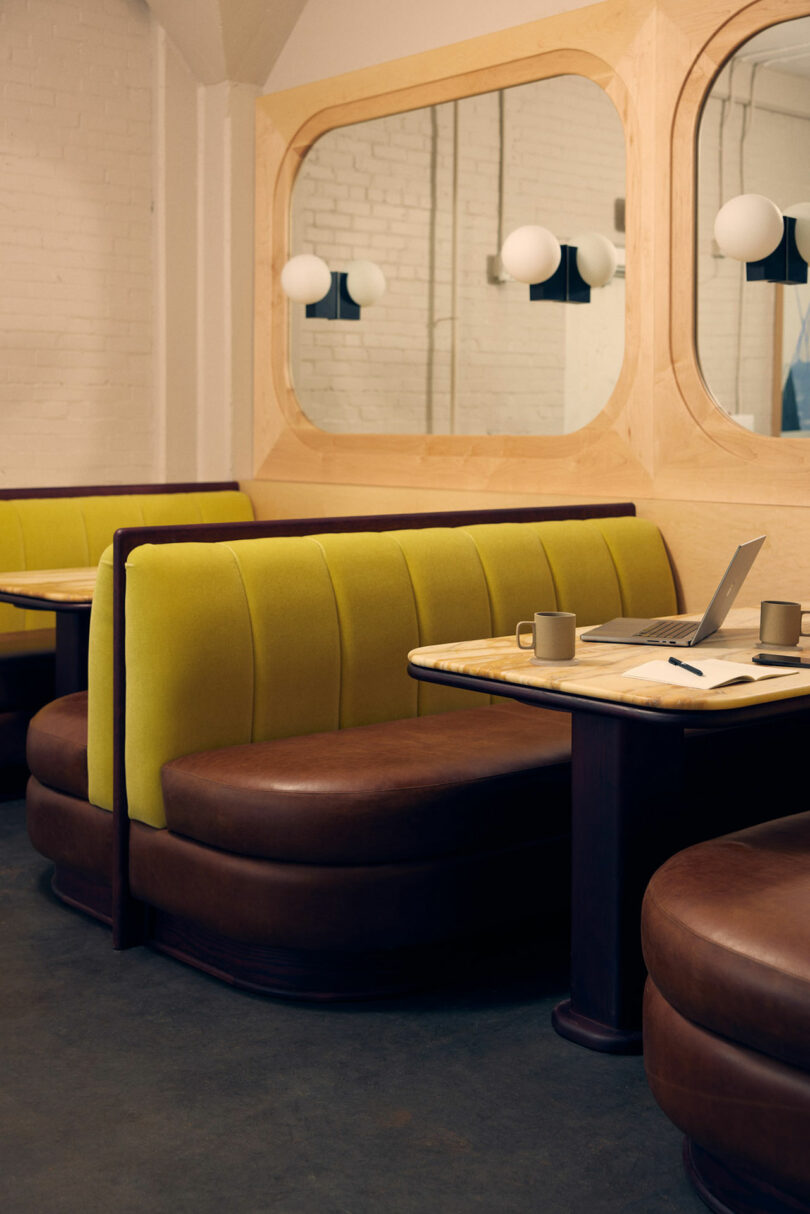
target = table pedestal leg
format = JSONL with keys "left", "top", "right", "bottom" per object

{"left": 552, "top": 711, "right": 685, "bottom": 1053}
{"left": 54, "top": 611, "right": 91, "bottom": 697}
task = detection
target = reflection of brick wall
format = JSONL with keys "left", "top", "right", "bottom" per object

{"left": 698, "top": 64, "right": 810, "bottom": 435}
{"left": 0, "top": 0, "right": 153, "bottom": 486}
{"left": 290, "top": 77, "right": 626, "bottom": 436}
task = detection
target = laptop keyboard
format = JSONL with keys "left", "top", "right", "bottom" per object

{"left": 636, "top": 619, "right": 697, "bottom": 640}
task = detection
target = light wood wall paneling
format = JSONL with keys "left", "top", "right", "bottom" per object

{"left": 254, "top": 2, "right": 655, "bottom": 498}
{"left": 252, "top": 0, "right": 810, "bottom": 592}
{"left": 664, "top": 0, "right": 810, "bottom": 506}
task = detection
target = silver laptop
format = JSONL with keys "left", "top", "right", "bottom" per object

{"left": 581, "top": 535, "right": 766, "bottom": 647}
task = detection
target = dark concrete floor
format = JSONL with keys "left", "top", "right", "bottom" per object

{"left": 1, "top": 799, "right": 707, "bottom": 1214}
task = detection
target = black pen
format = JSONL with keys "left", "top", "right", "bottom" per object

{"left": 668, "top": 655, "right": 703, "bottom": 677}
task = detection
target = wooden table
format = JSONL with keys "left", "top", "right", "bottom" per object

{"left": 0, "top": 567, "right": 97, "bottom": 696}
{"left": 408, "top": 608, "right": 810, "bottom": 1053}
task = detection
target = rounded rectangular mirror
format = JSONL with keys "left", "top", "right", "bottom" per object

{"left": 697, "top": 16, "right": 810, "bottom": 436}
{"left": 286, "top": 74, "right": 626, "bottom": 436}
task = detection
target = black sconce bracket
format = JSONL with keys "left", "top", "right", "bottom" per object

{"left": 529, "top": 245, "right": 590, "bottom": 304}
{"left": 746, "top": 216, "right": 807, "bottom": 286}
{"left": 306, "top": 272, "right": 361, "bottom": 320}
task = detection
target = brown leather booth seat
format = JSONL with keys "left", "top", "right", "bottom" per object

{"left": 160, "top": 703, "right": 571, "bottom": 865}
{"left": 642, "top": 814, "right": 810, "bottom": 1214}
{"left": 26, "top": 692, "right": 114, "bottom": 921}
{"left": 28, "top": 694, "right": 574, "bottom": 996}
{"left": 27, "top": 690, "right": 89, "bottom": 801}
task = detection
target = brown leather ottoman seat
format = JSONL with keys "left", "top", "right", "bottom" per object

{"left": 642, "top": 813, "right": 810, "bottom": 1214}
{"left": 25, "top": 693, "right": 114, "bottom": 923}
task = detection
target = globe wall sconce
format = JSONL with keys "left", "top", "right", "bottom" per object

{"left": 499, "top": 225, "right": 619, "bottom": 303}
{"left": 281, "top": 254, "right": 387, "bottom": 319}
{"left": 714, "top": 195, "right": 810, "bottom": 285}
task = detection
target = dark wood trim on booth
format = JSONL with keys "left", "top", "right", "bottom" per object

{"left": 111, "top": 501, "right": 636, "bottom": 557}
{"left": 0, "top": 480, "right": 241, "bottom": 500}
{"left": 145, "top": 908, "right": 496, "bottom": 1001}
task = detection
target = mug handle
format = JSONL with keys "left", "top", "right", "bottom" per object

{"left": 801, "top": 611, "right": 810, "bottom": 637}
{"left": 516, "top": 620, "right": 534, "bottom": 649}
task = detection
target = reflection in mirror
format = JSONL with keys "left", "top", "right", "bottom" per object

{"left": 288, "top": 76, "right": 626, "bottom": 436}
{"left": 697, "top": 17, "right": 810, "bottom": 436}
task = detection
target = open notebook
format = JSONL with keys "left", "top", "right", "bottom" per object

{"left": 623, "top": 658, "right": 798, "bottom": 689}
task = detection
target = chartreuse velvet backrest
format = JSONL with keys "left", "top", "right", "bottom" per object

{"left": 86, "top": 516, "right": 677, "bottom": 828}
{"left": 0, "top": 490, "right": 253, "bottom": 633}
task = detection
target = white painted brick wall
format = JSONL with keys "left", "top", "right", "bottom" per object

{"left": 0, "top": 0, "right": 154, "bottom": 487}
{"left": 290, "top": 75, "right": 626, "bottom": 436}
{"left": 698, "top": 61, "right": 810, "bottom": 435}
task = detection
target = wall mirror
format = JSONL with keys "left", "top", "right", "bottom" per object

{"left": 287, "top": 74, "right": 626, "bottom": 436}
{"left": 697, "top": 16, "right": 810, "bottom": 436}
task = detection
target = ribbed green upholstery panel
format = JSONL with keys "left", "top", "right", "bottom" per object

{"left": 85, "top": 515, "right": 677, "bottom": 828}
{"left": 530, "top": 520, "right": 623, "bottom": 626}
{"left": 589, "top": 516, "right": 678, "bottom": 618}
{"left": 461, "top": 523, "right": 558, "bottom": 635}
{"left": 313, "top": 532, "right": 421, "bottom": 729}
{"left": 9, "top": 498, "right": 89, "bottom": 630}
{"left": 0, "top": 490, "right": 254, "bottom": 632}
{"left": 227, "top": 537, "right": 342, "bottom": 743}
{"left": 0, "top": 501, "right": 27, "bottom": 633}
{"left": 122, "top": 543, "right": 255, "bottom": 825}
{"left": 86, "top": 546, "right": 115, "bottom": 813}
{"left": 82, "top": 497, "right": 152, "bottom": 565}
{"left": 392, "top": 528, "right": 492, "bottom": 714}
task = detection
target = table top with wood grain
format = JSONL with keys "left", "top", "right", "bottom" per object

{"left": 409, "top": 608, "right": 810, "bottom": 712}
{"left": 0, "top": 567, "right": 97, "bottom": 606}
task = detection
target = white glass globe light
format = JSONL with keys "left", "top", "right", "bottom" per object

{"left": 713, "top": 194, "right": 783, "bottom": 262}
{"left": 346, "top": 259, "right": 387, "bottom": 306}
{"left": 280, "top": 254, "right": 332, "bottom": 304}
{"left": 784, "top": 203, "right": 810, "bottom": 264}
{"left": 500, "top": 225, "right": 561, "bottom": 285}
{"left": 572, "top": 232, "right": 618, "bottom": 287}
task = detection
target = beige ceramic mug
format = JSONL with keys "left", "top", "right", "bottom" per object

{"left": 759, "top": 600, "right": 810, "bottom": 647}
{"left": 516, "top": 611, "right": 576, "bottom": 661}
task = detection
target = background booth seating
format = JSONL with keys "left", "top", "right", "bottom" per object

{"left": 642, "top": 815, "right": 810, "bottom": 1214}
{"left": 26, "top": 502, "right": 685, "bottom": 997}
{"left": 0, "top": 481, "right": 254, "bottom": 795}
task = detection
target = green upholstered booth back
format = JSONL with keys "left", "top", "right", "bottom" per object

{"left": 0, "top": 490, "right": 253, "bottom": 633}
{"left": 86, "top": 516, "right": 677, "bottom": 827}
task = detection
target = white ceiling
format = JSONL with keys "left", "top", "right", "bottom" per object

{"left": 144, "top": 0, "right": 308, "bottom": 85}
{"left": 142, "top": 3, "right": 810, "bottom": 90}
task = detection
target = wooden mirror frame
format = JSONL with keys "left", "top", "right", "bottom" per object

{"left": 667, "top": 0, "right": 810, "bottom": 503}
{"left": 254, "top": 0, "right": 810, "bottom": 509}
{"left": 253, "top": 8, "right": 645, "bottom": 496}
